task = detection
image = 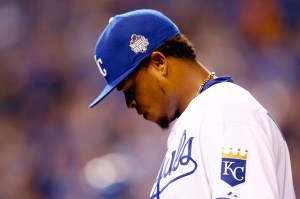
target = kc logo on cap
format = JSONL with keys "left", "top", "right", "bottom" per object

{"left": 94, "top": 55, "right": 107, "bottom": 77}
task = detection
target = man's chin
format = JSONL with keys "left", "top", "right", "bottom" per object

{"left": 157, "top": 117, "right": 171, "bottom": 130}
{"left": 145, "top": 114, "right": 176, "bottom": 130}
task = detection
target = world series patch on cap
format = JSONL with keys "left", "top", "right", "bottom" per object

{"left": 89, "top": 9, "right": 180, "bottom": 108}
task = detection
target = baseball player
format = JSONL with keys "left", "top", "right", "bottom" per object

{"left": 89, "top": 9, "right": 296, "bottom": 198}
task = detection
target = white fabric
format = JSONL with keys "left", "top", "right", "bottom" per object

{"left": 149, "top": 82, "right": 295, "bottom": 199}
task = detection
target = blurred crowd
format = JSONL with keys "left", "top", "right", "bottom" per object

{"left": 0, "top": 0, "right": 299, "bottom": 198}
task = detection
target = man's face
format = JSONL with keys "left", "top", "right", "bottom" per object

{"left": 117, "top": 60, "right": 178, "bottom": 129}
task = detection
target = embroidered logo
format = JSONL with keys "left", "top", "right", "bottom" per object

{"left": 221, "top": 147, "right": 248, "bottom": 187}
{"left": 129, "top": 34, "right": 149, "bottom": 53}
{"left": 150, "top": 130, "right": 198, "bottom": 199}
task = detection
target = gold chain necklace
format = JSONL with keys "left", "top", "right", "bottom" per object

{"left": 196, "top": 72, "right": 216, "bottom": 96}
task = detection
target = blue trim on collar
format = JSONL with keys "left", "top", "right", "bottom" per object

{"left": 200, "top": 76, "right": 234, "bottom": 94}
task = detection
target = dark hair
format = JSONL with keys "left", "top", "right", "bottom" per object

{"left": 140, "top": 33, "right": 197, "bottom": 66}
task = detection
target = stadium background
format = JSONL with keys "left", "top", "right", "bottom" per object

{"left": 0, "top": 0, "right": 299, "bottom": 198}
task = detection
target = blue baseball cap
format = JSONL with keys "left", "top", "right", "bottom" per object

{"left": 89, "top": 9, "right": 180, "bottom": 108}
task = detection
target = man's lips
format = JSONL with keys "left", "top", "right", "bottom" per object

{"left": 137, "top": 109, "right": 146, "bottom": 117}
{"left": 137, "top": 109, "right": 143, "bottom": 115}
{"left": 136, "top": 109, "right": 149, "bottom": 120}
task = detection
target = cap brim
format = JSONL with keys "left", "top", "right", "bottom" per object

{"left": 89, "top": 63, "right": 140, "bottom": 108}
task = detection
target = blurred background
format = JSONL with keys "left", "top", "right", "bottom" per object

{"left": 0, "top": 0, "right": 299, "bottom": 198}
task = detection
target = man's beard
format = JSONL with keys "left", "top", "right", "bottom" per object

{"left": 157, "top": 116, "right": 171, "bottom": 129}
{"left": 157, "top": 110, "right": 180, "bottom": 130}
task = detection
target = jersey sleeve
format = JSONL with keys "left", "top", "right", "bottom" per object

{"left": 198, "top": 100, "right": 293, "bottom": 199}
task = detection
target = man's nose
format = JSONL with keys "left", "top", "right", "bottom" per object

{"left": 124, "top": 92, "right": 137, "bottom": 109}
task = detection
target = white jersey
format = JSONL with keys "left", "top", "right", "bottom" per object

{"left": 149, "top": 82, "right": 295, "bottom": 199}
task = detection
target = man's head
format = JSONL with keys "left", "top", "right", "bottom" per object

{"left": 90, "top": 9, "right": 197, "bottom": 128}
{"left": 116, "top": 34, "right": 197, "bottom": 129}
{"left": 89, "top": 9, "right": 180, "bottom": 108}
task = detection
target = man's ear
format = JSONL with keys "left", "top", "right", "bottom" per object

{"left": 150, "top": 51, "right": 168, "bottom": 76}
